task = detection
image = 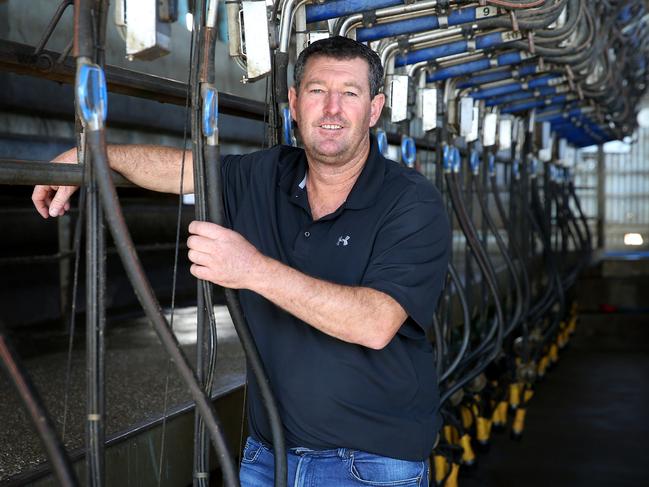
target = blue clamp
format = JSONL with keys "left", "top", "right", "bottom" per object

{"left": 470, "top": 150, "right": 480, "bottom": 175}
{"left": 376, "top": 129, "right": 388, "bottom": 156}
{"left": 452, "top": 147, "right": 461, "bottom": 174}
{"left": 401, "top": 136, "right": 416, "bottom": 167}
{"left": 282, "top": 107, "right": 295, "bottom": 146}
{"left": 512, "top": 159, "right": 520, "bottom": 180}
{"left": 488, "top": 153, "right": 496, "bottom": 176}
{"left": 202, "top": 87, "right": 219, "bottom": 140}
{"left": 443, "top": 145, "right": 452, "bottom": 173}
{"left": 530, "top": 157, "right": 538, "bottom": 176}
{"left": 76, "top": 62, "right": 107, "bottom": 132}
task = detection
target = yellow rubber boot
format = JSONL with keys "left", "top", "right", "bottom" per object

{"left": 549, "top": 343, "right": 559, "bottom": 366}
{"left": 443, "top": 425, "right": 459, "bottom": 445}
{"left": 476, "top": 416, "right": 492, "bottom": 449}
{"left": 433, "top": 455, "right": 448, "bottom": 486}
{"left": 460, "top": 406, "right": 474, "bottom": 430}
{"left": 537, "top": 355, "right": 549, "bottom": 379}
{"left": 508, "top": 382, "right": 521, "bottom": 410}
{"left": 460, "top": 433, "right": 476, "bottom": 467}
{"left": 444, "top": 463, "right": 460, "bottom": 487}
{"left": 492, "top": 400, "right": 508, "bottom": 431}
{"left": 511, "top": 407, "right": 527, "bottom": 440}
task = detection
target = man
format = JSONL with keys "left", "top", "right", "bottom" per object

{"left": 33, "top": 36, "right": 450, "bottom": 486}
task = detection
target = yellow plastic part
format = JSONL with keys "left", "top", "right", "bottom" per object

{"left": 471, "top": 403, "right": 480, "bottom": 418}
{"left": 509, "top": 382, "right": 521, "bottom": 409}
{"left": 524, "top": 388, "right": 534, "bottom": 403}
{"left": 460, "top": 434, "right": 476, "bottom": 465}
{"left": 512, "top": 407, "right": 527, "bottom": 435}
{"left": 444, "top": 463, "right": 460, "bottom": 487}
{"left": 443, "top": 425, "right": 459, "bottom": 445}
{"left": 537, "top": 356, "right": 549, "bottom": 377}
{"left": 549, "top": 343, "right": 559, "bottom": 364}
{"left": 434, "top": 455, "right": 448, "bottom": 484}
{"left": 492, "top": 400, "right": 508, "bottom": 426}
{"left": 476, "top": 417, "right": 492, "bottom": 443}
{"left": 460, "top": 406, "right": 473, "bottom": 429}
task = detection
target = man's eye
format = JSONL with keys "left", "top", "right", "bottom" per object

{"left": 310, "top": 88, "right": 324, "bottom": 94}
{"left": 345, "top": 91, "right": 358, "bottom": 97}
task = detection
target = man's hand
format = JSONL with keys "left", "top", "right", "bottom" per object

{"left": 187, "top": 221, "right": 265, "bottom": 289}
{"left": 32, "top": 148, "right": 78, "bottom": 218}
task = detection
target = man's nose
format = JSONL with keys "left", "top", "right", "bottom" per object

{"left": 323, "top": 92, "right": 342, "bottom": 115}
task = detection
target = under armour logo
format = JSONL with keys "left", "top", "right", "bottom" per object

{"left": 337, "top": 235, "right": 351, "bottom": 246}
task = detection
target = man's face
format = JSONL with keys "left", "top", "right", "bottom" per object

{"left": 288, "top": 55, "right": 385, "bottom": 167}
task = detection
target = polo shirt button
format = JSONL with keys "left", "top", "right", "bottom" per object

{"left": 304, "top": 231, "right": 310, "bottom": 238}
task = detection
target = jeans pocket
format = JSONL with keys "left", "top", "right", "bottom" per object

{"left": 241, "top": 436, "right": 264, "bottom": 464}
{"left": 348, "top": 451, "right": 425, "bottom": 486}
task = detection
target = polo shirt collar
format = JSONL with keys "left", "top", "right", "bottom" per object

{"left": 278, "top": 133, "right": 385, "bottom": 210}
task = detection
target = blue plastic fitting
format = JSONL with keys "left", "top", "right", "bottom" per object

{"left": 470, "top": 150, "right": 480, "bottom": 175}
{"left": 305, "top": 0, "right": 402, "bottom": 23}
{"left": 76, "top": 62, "right": 107, "bottom": 131}
{"left": 282, "top": 107, "right": 294, "bottom": 146}
{"left": 376, "top": 129, "right": 389, "bottom": 156}
{"left": 488, "top": 153, "right": 496, "bottom": 176}
{"left": 443, "top": 145, "right": 452, "bottom": 173}
{"left": 202, "top": 88, "right": 218, "bottom": 138}
{"left": 401, "top": 136, "right": 416, "bottom": 167}
{"left": 357, "top": 7, "right": 480, "bottom": 42}
{"left": 452, "top": 147, "right": 461, "bottom": 174}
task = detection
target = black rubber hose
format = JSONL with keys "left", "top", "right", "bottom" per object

{"left": 439, "top": 262, "right": 472, "bottom": 383}
{"left": 489, "top": 173, "right": 530, "bottom": 353}
{"left": 87, "top": 129, "right": 240, "bottom": 487}
{"left": 73, "top": 0, "right": 94, "bottom": 59}
{"left": 0, "top": 323, "right": 79, "bottom": 487}
{"left": 473, "top": 172, "right": 523, "bottom": 337}
{"left": 440, "top": 171, "right": 504, "bottom": 407}
{"left": 203, "top": 143, "right": 289, "bottom": 487}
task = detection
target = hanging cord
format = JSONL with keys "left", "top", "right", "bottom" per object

{"left": 440, "top": 148, "right": 504, "bottom": 407}
{"left": 61, "top": 182, "right": 86, "bottom": 441}
{"left": 0, "top": 321, "right": 79, "bottom": 487}
{"left": 472, "top": 167, "right": 523, "bottom": 337}
{"left": 157, "top": 20, "right": 196, "bottom": 486}
{"left": 74, "top": 0, "right": 239, "bottom": 484}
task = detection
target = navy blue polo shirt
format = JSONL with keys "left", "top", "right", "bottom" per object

{"left": 221, "top": 135, "right": 450, "bottom": 461}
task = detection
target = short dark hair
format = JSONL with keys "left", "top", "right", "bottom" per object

{"left": 293, "top": 36, "right": 384, "bottom": 98}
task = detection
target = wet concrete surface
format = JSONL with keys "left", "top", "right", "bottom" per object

{"left": 462, "top": 312, "right": 649, "bottom": 487}
{"left": 0, "top": 306, "right": 245, "bottom": 483}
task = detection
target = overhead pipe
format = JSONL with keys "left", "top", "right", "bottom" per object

{"left": 395, "top": 30, "right": 525, "bottom": 68}
{"left": 305, "top": 0, "right": 403, "bottom": 23}
{"left": 426, "top": 51, "right": 536, "bottom": 83}
{"left": 336, "top": 0, "right": 439, "bottom": 37}
{"left": 356, "top": 6, "right": 499, "bottom": 43}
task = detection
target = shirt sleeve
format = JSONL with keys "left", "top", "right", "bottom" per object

{"left": 361, "top": 184, "right": 450, "bottom": 337}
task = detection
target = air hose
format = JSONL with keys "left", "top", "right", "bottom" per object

{"left": 0, "top": 322, "right": 79, "bottom": 487}
{"left": 74, "top": 0, "right": 239, "bottom": 480}
{"left": 440, "top": 148, "right": 504, "bottom": 406}
{"left": 195, "top": 3, "right": 287, "bottom": 485}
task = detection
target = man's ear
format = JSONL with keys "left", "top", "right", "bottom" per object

{"left": 369, "top": 93, "right": 386, "bottom": 127}
{"left": 288, "top": 86, "right": 298, "bottom": 122}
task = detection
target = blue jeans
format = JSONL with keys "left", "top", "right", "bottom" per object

{"left": 239, "top": 436, "right": 429, "bottom": 487}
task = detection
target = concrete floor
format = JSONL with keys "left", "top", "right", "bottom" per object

{"left": 2, "top": 275, "right": 648, "bottom": 486}
{"left": 0, "top": 306, "right": 245, "bottom": 483}
{"left": 462, "top": 311, "right": 649, "bottom": 487}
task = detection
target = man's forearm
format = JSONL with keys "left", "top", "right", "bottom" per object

{"left": 106, "top": 145, "right": 194, "bottom": 194}
{"left": 250, "top": 255, "right": 407, "bottom": 350}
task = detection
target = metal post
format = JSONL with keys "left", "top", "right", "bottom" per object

{"left": 596, "top": 144, "right": 606, "bottom": 249}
